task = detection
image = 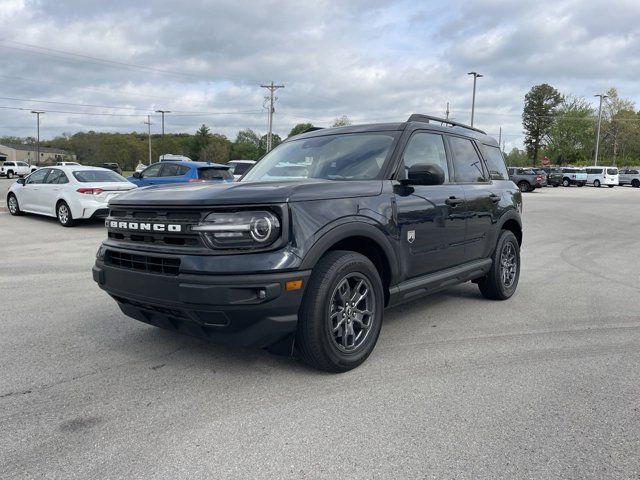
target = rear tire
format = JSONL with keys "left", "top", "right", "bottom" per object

{"left": 7, "top": 193, "right": 22, "bottom": 216}
{"left": 517, "top": 181, "right": 530, "bottom": 193}
{"left": 478, "top": 230, "right": 520, "bottom": 300}
{"left": 608, "top": 185, "right": 614, "bottom": 188}
{"left": 56, "top": 201, "right": 75, "bottom": 227}
{"left": 6, "top": 171, "right": 14, "bottom": 179}
{"left": 632, "top": 179, "right": 640, "bottom": 188}
{"left": 296, "top": 250, "right": 384, "bottom": 373}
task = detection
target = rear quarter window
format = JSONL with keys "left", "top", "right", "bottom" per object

{"left": 480, "top": 144, "right": 509, "bottom": 181}
{"left": 198, "top": 168, "right": 233, "bottom": 181}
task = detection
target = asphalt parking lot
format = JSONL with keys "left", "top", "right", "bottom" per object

{"left": 1, "top": 180, "right": 639, "bottom": 479}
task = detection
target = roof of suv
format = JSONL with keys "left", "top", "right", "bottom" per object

{"left": 287, "top": 114, "right": 498, "bottom": 146}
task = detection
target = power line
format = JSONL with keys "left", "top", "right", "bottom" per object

{"left": 0, "top": 41, "right": 210, "bottom": 80}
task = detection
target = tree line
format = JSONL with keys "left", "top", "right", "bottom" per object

{"left": 508, "top": 85, "right": 640, "bottom": 167}
{"left": 0, "top": 116, "right": 353, "bottom": 171}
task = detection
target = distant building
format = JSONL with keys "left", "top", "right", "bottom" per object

{"left": 0, "top": 143, "right": 76, "bottom": 165}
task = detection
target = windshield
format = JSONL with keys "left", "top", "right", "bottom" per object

{"left": 198, "top": 167, "right": 233, "bottom": 181}
{"left": 607, "top": 168, "right": 618, "bottom": 175}
{"left": 73, "top": 170, "right": 127, "bottom": 183}
{"left": 242, "top": 133, "right": 397, "bottom": 182}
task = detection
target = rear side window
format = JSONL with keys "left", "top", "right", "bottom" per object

{"left": 160, "top": 163, "right": 188, "bottom": 177}
{"left": 45, "top": 169, "right": 65, "bottom": 184}
{"left": 587, "top": 168, "right": 603, "bottom": 174}
{"left": 5, "top": 162, "right": 15, "bottom": 166}
{"left": 73, "top": 170, "right": 127, "bottom": 182}
{"left": 198, "top": 167, "right": 233, "bottom": 181}
{"left": 448, "top": 136, "right": 487, "bottom": 183}
{"left": 480, "top": 144, "right": 508, "bottom": 180}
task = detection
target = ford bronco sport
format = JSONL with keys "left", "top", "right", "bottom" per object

{"left": 93, "top": 115, "right": 523, "bottom": 372}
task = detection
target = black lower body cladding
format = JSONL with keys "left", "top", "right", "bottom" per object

{"left": 93, "top": 260, "right": 311, "bottom": 348}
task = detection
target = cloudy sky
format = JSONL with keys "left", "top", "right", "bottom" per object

{"left": 1, "top": 0, "right": 638, "bottom": 149}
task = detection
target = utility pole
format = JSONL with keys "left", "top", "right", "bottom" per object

{"left": 594, "top": 94, "right": 607, "bottom": 166}
{"left": 498, "top": 126, "right": 502, "bottom": 146}
{"left": 143, "top": 115, "right": 153, "bottom": 165}
{"left": 31, "top": 111, "right": 44, "bottom": 166}
{"left": 467, "top": 72, "right": 483, "bottom": 127}
{"left": 155, "top": 110, "right": 171, "bottom": 160}
{"left": 445, "top": 102, "right": 450, "bottom": 120}
{"left": 260, "top": 81, "right": 285, "bottom": 152}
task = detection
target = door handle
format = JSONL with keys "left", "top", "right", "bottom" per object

{"left": 489, "top": 194, "right": 501, "bottom": 203}
{"left": 445, "top": 196, "right": 464, "bottom": 207}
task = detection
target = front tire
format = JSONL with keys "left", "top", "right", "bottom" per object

{"left": 562, "top": 178, "right": 570, "bottom": 187}
{"left": 478, "top": 230, "right": 520, "bottom": 300}
{"left": 594, "top": 179, "right": 601, "bottom": 188}
{"left": 7, "top": 193, "right": 22, "bottom": 216}
{"left": 296, "top": 250, "right": 384, "bottom": 373}
{"left": 6, "top": 171, "right": 14, "bottom": 179}
{"left": 608, "top": 185, "right": 614, "bottom": 188}
{"left": 56, "top": 201, "right": 75, "bottom": 227}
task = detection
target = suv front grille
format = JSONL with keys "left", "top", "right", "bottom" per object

{"left": 105, "top": 250, "right": 180, "bottom": 275}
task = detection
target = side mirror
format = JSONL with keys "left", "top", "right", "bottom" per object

{"left": 402, "top": 164, "right": 445, "bottom": 186}
{"left": 17, "top": 178, "right": 25, "bottom": 185}
{"left": 133, "top": 171, "right": 141, "bottom": 178}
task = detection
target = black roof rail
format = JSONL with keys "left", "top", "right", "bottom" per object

{"left": 301, "top": 127, "right": 325, "bottom": 134}
{"left": 407, "top": 114, "right": 486, "bottom": 134}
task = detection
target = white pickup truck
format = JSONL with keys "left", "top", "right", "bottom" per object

{"left": 0, "top": 161, "right": 38, "bottom": 179}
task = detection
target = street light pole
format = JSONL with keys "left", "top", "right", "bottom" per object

{"left": 594, "top": 94, "right": 608, "bottom": 166}
{"left": 155, "top": 110, "right": 171, "bottom": 160}
{"left": 143, "top": 115, "right": 153, "bottom": 166}
{"left": 467, "top": 72, "right": 483, "bottom": 127}
{"left": 31, "top": 111, "right": 45, "bottom": 166}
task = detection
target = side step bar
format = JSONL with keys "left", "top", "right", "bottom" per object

{"left": 388, "top": 259, "right": 492, "bottom": 307}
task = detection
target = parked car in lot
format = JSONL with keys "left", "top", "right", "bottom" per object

{"left": 585, "top": 166, "right": 618, "bottom": 188}
{"left": 93, "top": 114, "right": 523, "bottom": 372}
{"left": 618, "top": 168, "right": 640, "bottom": 187}
{"left": 1, "top": 161, "right": 38, "bottom": 178}
{"left": 561, "top": 167, "right": 587, "bottom": 187}
{"left": 56, "top": 162, "right": 81, "bottom": 166}
{"left": 102, "top": 162, "right": 123, "bottom": 175}
{"left": 128, "top": 161, "right": 233, "bottom": 187}
{"left": 508, "top": 167, "right": 546, "bottom": 192}
{"left": 7, "top": 166, "right": 136, "bottom": 227}
{"left": 227, "top": 159, "right": 256, "bottom": 180}
{"left": 541, "top": 167, "right": 563, "bottom": 187}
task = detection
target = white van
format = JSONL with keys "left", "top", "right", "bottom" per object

{"left": 585, "top": 166, "right": 618, "bottom": 188}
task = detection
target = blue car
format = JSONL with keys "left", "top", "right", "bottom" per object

{"left": 128, "top": 161, "right": 233, "bottom": 187}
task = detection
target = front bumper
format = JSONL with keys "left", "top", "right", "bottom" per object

{"left": 93, "top": 260, "right": 311, "bottom": 348}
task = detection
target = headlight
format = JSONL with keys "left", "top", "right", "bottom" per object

{"left": 193, "top": 210, "right": 281, "bottom": 250}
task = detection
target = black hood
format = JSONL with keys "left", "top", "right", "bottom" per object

{"left": 110, "top": 180, "right": 383, "bottom": 206}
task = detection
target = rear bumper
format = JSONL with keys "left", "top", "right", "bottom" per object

{"left": 93, "top": 260, "right": 311, "bottom": 348}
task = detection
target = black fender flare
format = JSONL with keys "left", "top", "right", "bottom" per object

{"left": 497, "top": 209, "right": 523, "bottom": 243}
{"left": 299, "top": 219, "right": 400, "bottom": 282}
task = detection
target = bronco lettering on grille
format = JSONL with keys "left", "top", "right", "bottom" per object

{"left": 106, "top": 220, "right": 183, "bottom": 232}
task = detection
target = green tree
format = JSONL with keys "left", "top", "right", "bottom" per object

{"left": 601, "top": 88, "right": 638, "bottom": 164}
{"left": 504, "top": 148, "right": 529, "bottom": 167}
{"left": 332, "top": 115, "right": 352, "bottom": 127}
{"left": 200, "top": 133, "right": 231, "bottom": 163}
{"left": 547, "top": 97, "right": 595, "bottom": 165}
{"left": 230, "top": 128, "right": 261, "bottom": 160}
{"left": 190, "top": 124, "right": 211, "bottom": 160}
{"left": 522, "top": 84, "right": 563, "bottom": 165}
{"left": 288, "top": 122, "right": 314, "bottom": 137}
{"left": 258, "top": 133, "right": 282, "bottom": 157}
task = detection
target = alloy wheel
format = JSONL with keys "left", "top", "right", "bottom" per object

{"left": 8, "top": 195, "right": 17, "bottom": 214}
{"left": 58, "top": 204, "right": 70, "bottom": 224}
{"left": 500, "top": 242, "right": 517, "bottom": 288}
{"left": 328, "top": 273, "right": 375, "bottom": 353}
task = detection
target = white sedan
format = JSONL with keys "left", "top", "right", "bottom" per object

{"left": 7, "top": 165, "right": 136, "bottom": 227}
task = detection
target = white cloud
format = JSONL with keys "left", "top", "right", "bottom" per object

{"left": 0, "top": 0, "right": 638, "bottom": 151}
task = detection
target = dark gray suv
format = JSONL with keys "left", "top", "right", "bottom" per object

{"left": 93, "top": 115, "right": 523, "bottom": 372}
